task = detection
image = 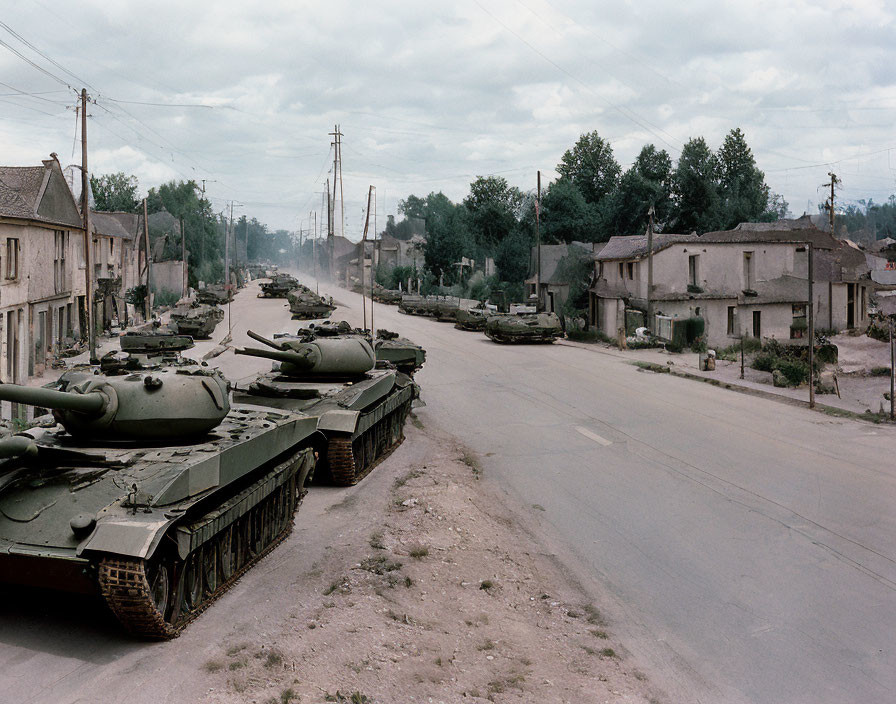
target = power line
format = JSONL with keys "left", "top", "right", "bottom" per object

{"left": 0, "top": 19, "right": 92, "bottom": 89}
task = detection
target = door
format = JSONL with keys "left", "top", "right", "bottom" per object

{"left": 847, "top": 283, "right": 855, "bottom": 328}
{"left": 752, "top": 310, "right": 761, "bottom": 338}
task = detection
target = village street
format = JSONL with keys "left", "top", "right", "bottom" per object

{"left": 310, "top": 277, "right": 896, "bottom": 704}
{"left": 1, "top": 278, "right": 896, "bottom": 704}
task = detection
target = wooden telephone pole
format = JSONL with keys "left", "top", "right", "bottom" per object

{"left": 80, "top": 89, "right": 97, "bottom": 363}
{"left": 361, "top": 185, "right": 374, "bottom": 331}
{"left": 536, "top": 170, "right": 542, "bottom": 312}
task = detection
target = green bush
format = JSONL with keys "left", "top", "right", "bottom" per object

{"left": 776, "top": 358, "right": 810, "bottom": 386}
{"left": 751, "top": 352, "right": 777, "bottom": 372}
{"left": 870, "top": 366, "right": 891, "bottom": 377}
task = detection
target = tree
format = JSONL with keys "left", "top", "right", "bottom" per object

{"left": 538, "top": 178, "right": 600, "bottom": 243}
{"left": 671, "top": 137, "right": 721, "bottom": 234}
{"left": 716, "top": 128, "right": 770, "bottom": 229}
{"left": 600, "top": 144, "right": 673, "bottom": 237}
{"left": 463, "top": 176, "right": 523, "bottom": 249}
{"left": 90, "top": 172, "right": 139, "bottom": 212}
{"left": 494, "top": 229, "right": 530, "bottom": 284}
{"left": 556, "top": 131, "right": 621, "bottom": 206}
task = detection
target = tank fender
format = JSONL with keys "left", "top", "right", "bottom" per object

{"left": 317, "top": 409, "right": 361, "bottom": 433}
{"left": 77, "top": 511, "right": 171, "bottom": 560}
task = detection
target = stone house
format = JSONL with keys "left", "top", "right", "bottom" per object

{"left": 525, "top": 243, "right": 597, "bottom": 314}
{"left": 0, "top": 156, "right": 84, "bottom": 419}
{"left": 89, "top": 210, "right": 140, "bottom": 327}
{"left": 589, "top": 226, "right": 872, "bottom": 347}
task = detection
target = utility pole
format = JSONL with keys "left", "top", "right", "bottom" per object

{"left": 313, "top": 209, "right": 319, "bottom": 294}
{"left": 226, "top": 201, "right": 233, "bottom": 287}
{"left": 536, "top": 170, "right": 542, "bottom": 312}
{"left": 329, "top": 125, "right": 344, "bottom": 239}
{"left": 361, "top": 185, "right": 374, "bottom": 331}
{"left": 326, "top": 178, "right": 334, "bottom": 279}
{"left": 824, "top": 172, "right": 840, "bottom": 235}
{"left": 79, "top": 88, "right": 97, "bottom": 363}
{"left": 647, "top": 205, "right": 655, "bottom": 332}
{"left": 142, "top": 198, "right": 151, "bottom": 321}
{"left": 890, "top": 319, "right": 895, "bottom": 421}
{"left": 180, "top": 216, "right": 187, "bottom": 298}
{"left": 808, "top": 242, "right": 815, "bottom": 409}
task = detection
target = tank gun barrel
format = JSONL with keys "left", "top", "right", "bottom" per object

{"left": 0, "top": 436, "right": 38, "bottom": 459}
{"left": 235, "top": 346, "right": 315, "bottom": 368}
{"left": 246, "top": 330, "right": 284, "bottom": 350}
{"left": 0, "top": 383, "right": 106, "bottom": 415}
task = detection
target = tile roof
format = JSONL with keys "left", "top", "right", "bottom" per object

{"left": 598, "top": 233, "right": 697, "bottom": 261}
{"left": 699, "top": 227, "right": 837, "bottom": 249}
{"left": 740, "top": 275, "right": 807, "bottom": 304}
{"left": 0, "top": 165, "right": 47, "bottom": 219}
{"left": 91, "top": 210, "right": 138, "bottom": 239}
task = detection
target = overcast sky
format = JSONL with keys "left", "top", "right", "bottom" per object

{"left": 2, "top": 0, "right": 894, "bottom": 239}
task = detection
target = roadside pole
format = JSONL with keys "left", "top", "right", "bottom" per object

{"left": 890, "top": 319, "right": 894, "bottom": 421}
{"left": 740, "top": 336, "right": 745, "bottom": 380}
{"left": 808, "top": 242, "right": 815, "bottom": 409}
{"left": 80, "top": 88, "right": 97, "bottom": 364}
{"left": 536, "top": 170, "right": 541, "bottom": 313}
{"left": 647, "top": 205, "right": 654, "bottom": 333}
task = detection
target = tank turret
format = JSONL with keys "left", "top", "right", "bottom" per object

{"left": 236, "top": 331, "right": 375, "bottom": 376}
{"left": 0, "top": 369, "right": 230, "bottom": 440}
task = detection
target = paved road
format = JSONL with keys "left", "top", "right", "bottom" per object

{"left": 2, "top": 276, "right": 895, "bottom": 703}
{"left": 312, "top": 279, "right": 896, "bottom": 704}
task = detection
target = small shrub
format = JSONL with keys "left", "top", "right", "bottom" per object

{"left": 600, "top": 647, "right": 617, "bottom": 658}
{"left": 870, "top": 366, "right": 891, "bottom": 377}
{"left": 776, "top": 358, "right": 810, "bottom": 386}
{"left": 479, "top": 579, "right": 494, "bottom": 591}
{"left": 202, "top": 659, "right": 224, "bottom": 673}
{"left": 409, "top": 545, "right": 429, "bottom": 559}
{"left": 751, "top": 352, "right": 777, "bottom": 372}
{"left": 264, "top": 651, "right": 283, "bottom": 668}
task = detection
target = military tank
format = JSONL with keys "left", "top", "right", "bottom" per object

{"left": 373, "top": 329, "right": 426, "bottom": 377}
{"left": 0, "top": 369, "right": 317, "bottom": 639}
{"left": 287, "top": 287, "right": 336, "bottom": 320}
{"left": 455, "top": 307, "right": 489, "bottom": 331}
{"left": 169, "top": 303, "right": 224, "bottom": 339}
{"left": 281, "top": 322, "right": 425, "bottom": 377}
{"left": 484, "top": 312, "right": 563, "bottom": 343}
{"left": 258, "top": 273, "right": 299, "bottom": 298}
{"left": 101, "top": 330, "right": 195, "bottom": 374}
{"left": 372, "top": 285, "right": 402, "bottom": 305}
{"left": 435, "top": 298, "right": 461, "bottom": 322}
{"left": 196, "top": 284, "right": 233, "bottom": 305}
{"left": 234, "top": 331, "right": 417, "bottom": 486}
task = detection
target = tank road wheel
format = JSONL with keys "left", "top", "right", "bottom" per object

{"left": 181, "top": 551, "right": 203, "bottom": 612}
{"left": 147, "top": 560, "right": 171, "bottom": 618}
{"left": 219, "top": 526, "right": 238, "bottom": 581}
{"left": 202, "top": 545, "right": 218, "bottom": 596}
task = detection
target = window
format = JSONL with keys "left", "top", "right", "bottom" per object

{"left": 5, "top": 238, "right": 18, "bottom": 280}
{"left": 727, "top": 306, "right": 736, "bottom": 335}
{"left": 627, "top": 262, "right": 634, "bottom": 280}
{"left": 752, "top": 310, "right": 761, "bottom": 338}
{"left": 688, "top": 255, "right": 699, "bottom": 287}
{"left": 54, "top": 230, "right": 67, "bottom": 293}
{"left": 743, "top": 251, "right": 754, "bottom": 290}
{"left": 861, "top": 286, "right": 867, "bottom": 320}
{"left": 35, "top": 311, "right": 47, "bottom": 366}
{"left": 618, "top": 262, "right": 624, "bottom": 279}
{"left": 791, "top": 304, "right": 807, "bottom": 339}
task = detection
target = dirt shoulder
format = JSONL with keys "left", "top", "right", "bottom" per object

{"left": 198, "top": 417, "right": 660, "bottom": 704}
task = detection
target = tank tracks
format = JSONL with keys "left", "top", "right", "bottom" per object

{"left": 327, "top": 398, "right": 411, "bottom": 486}
{"left": 98, "top": 448, "right": 314, "bottom": 639}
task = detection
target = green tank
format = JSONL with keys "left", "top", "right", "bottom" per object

{"left": 373, "top": 329, "right": 426, "bottom": 377}
{"left": 258, "top": 273, "right": 299, "bottom": 298}
{"left": 287, "top": 287, "right": 336, "bottom": 320}
{"left": 0, "top": 369, "right": 317, "bottom": 639}
{"left": 484, "top": 312, "right": 563, "bottom": 344}
{"left": 372, "top": 286, "right": 402, "bottom": 305}
{"left": 455, "top": 307, "right": 489, "bottom": 331}
{"left": 399, "top": 294, "right": 438, "bottom": 317}
{"left": 101, "top": 331, "right": 196, "bottom": 374}
{"left": 234, "top": 331, "right": 417, "bottom": 487}
{"left": 196, "top": 284, "right": 233, "bottom": 305}
{"left": 168, "top": 303, "right": 225, "bottom": 339}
